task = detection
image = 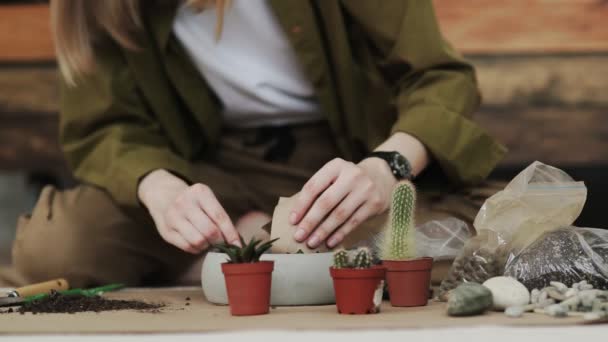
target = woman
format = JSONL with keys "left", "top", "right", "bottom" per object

{"left": 5, "top": 0, "right": 505, "bottom": 287}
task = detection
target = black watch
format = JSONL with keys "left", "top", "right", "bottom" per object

{"left": 366, "top": 151, "right": 413, "bottom": 180}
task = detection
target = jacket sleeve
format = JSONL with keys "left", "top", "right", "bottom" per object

{"left": 59, "top": 46, "right": 196, "bottom": 209}
{"left": 341, "top": 0, "right": 506, "bottom": 185}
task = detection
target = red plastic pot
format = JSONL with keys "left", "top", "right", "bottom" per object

{"left": 329, "top": 266, "right": 386, "bottom": 314}
{"left": 221, "top": 261, "right": 274, "bottom": 316}
{"left": 383, "top": 257, "right": 433, "bottom": 307}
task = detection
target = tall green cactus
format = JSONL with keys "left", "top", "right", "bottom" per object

{"left": 379, "top": 180, "right": 417, "bottom": 260}
{"left": 352, "top": 247, "right": 371, "bottom": 268}
{"left": 333, "top": 249, "right": 350, "bottom": 268}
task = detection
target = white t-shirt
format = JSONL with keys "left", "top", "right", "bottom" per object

{"left": 173, "top": 0, "right": 323, "bottom": 127}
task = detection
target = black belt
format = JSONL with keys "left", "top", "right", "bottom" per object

{"left": 243, "top": 125, "right": 296, "bottom": 163}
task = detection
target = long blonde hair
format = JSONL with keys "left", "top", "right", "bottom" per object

{"left": 50, "top": 0, "right": 230, "bottom": 85}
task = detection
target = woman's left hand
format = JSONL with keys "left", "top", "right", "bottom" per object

{"left": 289, "top": 157, "right": 397, "bottom": 249}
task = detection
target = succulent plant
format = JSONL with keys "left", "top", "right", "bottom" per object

{"left": 378, "top": 180, "right": 417, "bottom": 261}
{"left": 213, "top": 235, "right": 279, "bottom": 263}
{"left": 333, "top": 247, "right": 373, "bottom": 269}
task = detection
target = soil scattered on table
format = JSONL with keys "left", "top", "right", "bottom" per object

{"left": 1, "top": 291, "right": 164, "bottom": 315}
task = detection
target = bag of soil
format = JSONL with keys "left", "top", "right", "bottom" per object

{"left": 504, "top": 227, "right": 608, "bottom": 290}
{"left": 438, "top": 161, "right": 587, "bottom": 299}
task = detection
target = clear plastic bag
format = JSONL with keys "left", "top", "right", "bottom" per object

{"left": 415, "top": 217, "right": 472, "bottom": 261}
{"left": 438, "top": 161, "right": 587, "bottom": 299}
{"left": 504, "top": 227, "right": 608, "bottom": 290}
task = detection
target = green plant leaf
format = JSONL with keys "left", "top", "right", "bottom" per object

{"left": 254, "top": 238, "right": 279, "bottom": 261}
{"left": 243, "top": 238, "right": 263, "bottom": 262}
{"left": 215, "top": 236, "right": 279, "bottom": 263}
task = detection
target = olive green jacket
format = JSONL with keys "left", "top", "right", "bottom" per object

{"left": 60, "top": 0, "right": 506, "bottom": 209}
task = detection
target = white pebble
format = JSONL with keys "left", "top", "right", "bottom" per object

{"left": 531, "top": 289, "right": 540, "bottom": 304}
{"left": 483, "top": 277, "right": 530, "bottom": 310}
{"left": 538, "top": 298, "right": 555, "bottom": 308}
{"left": 560, "top": 296, "right": 580, "bottom": 310}
{"left": 565, "top": 288, "right": 579, "bottom": 298}
{"left": 581, "top": 284, "right": 594, "bottom": 291}
{"left": 545, "top": 304, "right": 568, "bottom": 317}
{"left": 550, "top": 281, "right": 568, "bottom": 293}
{"left": 505, "top": 306, "right": 525, "bottom": 318}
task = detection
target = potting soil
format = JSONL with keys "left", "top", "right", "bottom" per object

{"left": 0, "top": 290, "right": 164, "bottom": 314}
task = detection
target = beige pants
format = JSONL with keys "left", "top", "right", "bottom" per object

{"left": 1, "top": 123, "right": 502, "bottom": 288}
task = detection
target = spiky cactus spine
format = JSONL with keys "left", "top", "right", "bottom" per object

{"left": 353, "top": 247, "right": 372, "bottom": 269}
{"left": 379, "top": 180, "right": 417, "bottom": 260}
{"left": 333, "top": 249, "right": 350, "bottom": 268}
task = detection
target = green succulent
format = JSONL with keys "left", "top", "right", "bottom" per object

{"left": 213, "top": 235, "right": 279, "bottom": 263}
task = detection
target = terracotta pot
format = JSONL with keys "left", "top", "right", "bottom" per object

{"left": 329, "top": 266, "right": 386, "bottom": 314}
{"left": 221, "top": 261, "right": 274, "bottom": 316}
{"left": 383, "top": 257, "right": 433, "bottom": 307}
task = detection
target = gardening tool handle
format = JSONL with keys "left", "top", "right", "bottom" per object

{"left": 11, "top": 278, "right": 69, "bottom": 298}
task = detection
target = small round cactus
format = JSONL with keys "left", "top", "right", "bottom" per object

{"left": 333, "top": 249, "right": 350, "bottom": 269}
{"left": 333, "top": 247, "right": 373, "bottom": 269}
{"left": 353, "top": 247, "right": 372, "bottom": 269}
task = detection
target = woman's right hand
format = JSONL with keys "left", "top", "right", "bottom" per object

{"left": 137, "top": 169, "right": 241, "bottom": 254}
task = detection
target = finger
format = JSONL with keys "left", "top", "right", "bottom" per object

{"left": 295, "top": 165, "right": 360, "bottom": 243}
{"left": 326, "top": 203, "right": 375, "bottom": 248}
{"left": 165, "top": 230, "right": 199, "bottom": 254}
{"left": 290, "top": 158, "right": 344, "bottom": 225}
{"left": 186, "top": 207, "right": 223, "bottom": 245}
{"left": 191, "top": 184, "right": 241, "bottom": 246}
{"left": 167, "top": 211, "right": 208, "bottom": 252}
{"left": 307, "top": 189, "right": 367, "bottom": 248}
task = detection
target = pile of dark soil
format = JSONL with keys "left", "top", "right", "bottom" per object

{"left": 1, "top": 291, "right": 164, "bottom": 314}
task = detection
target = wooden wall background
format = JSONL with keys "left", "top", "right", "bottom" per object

{"left": 0, "top": 1, "right": 607, "bottom": 225}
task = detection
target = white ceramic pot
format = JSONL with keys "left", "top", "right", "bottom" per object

{"left": 202, "top": 252, "right": 335, "bottom": 306}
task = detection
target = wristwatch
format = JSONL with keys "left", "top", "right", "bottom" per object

{"left": 366, "top": 151, "right": 413, "bottom": 180}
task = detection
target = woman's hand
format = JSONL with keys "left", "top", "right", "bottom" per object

{"left": 138, "top": 169, "right": 241, "bottom": 254}
{"left": 289, "top": 157, "right": 397, "bottom": 249}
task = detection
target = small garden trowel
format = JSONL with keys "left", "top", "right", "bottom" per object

{"left": 0, "top": 278, "right": 69, "bottom": 307}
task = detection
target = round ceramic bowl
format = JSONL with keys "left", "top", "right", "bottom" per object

{"left": 202, "top": 252, "right": 335, "bottom": 306}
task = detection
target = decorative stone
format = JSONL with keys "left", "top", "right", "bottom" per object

{"left": 505, "top": 306, "right": 525, "bottom": 318}
{"left": 559, "top": 296, "right": 580, "bottom": 311}
{"left": 447, "top": 283, "right": 494, "bottom": 317}
{"left": 538, "top": 298, "right": 556, "bottom": 308}
{"left": 483, "top": 276, "right": 530, "bottom": 310}
{"left": 550, "top": 281, "right": 568, "bottom": 293}
{"left": 545, "top": 304, "right": 568, "bottom": 317}
{"left": 530, "top": 289, "right": 540, "bottom": 304}
{"left": 564, "top": 288, "right": 579, "bottom": 298}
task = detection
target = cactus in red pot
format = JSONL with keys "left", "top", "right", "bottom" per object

{"left": 378, "top": 180, "right": 433, "bottom": 307}
{"left": 329, "top": 247, "right": 385, "bottom": 314}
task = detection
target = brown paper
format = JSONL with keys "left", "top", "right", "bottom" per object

{"left": 0, "top": 288, "right": 593, "bottom": 334}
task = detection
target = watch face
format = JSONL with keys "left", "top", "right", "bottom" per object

{"left": 391, "top": 153, "right": 412, "bottom": 179}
